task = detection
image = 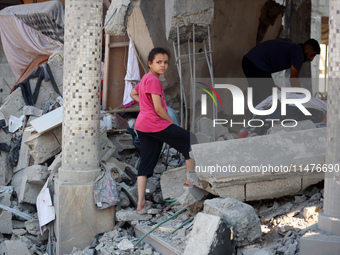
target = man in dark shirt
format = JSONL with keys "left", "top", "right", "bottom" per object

{"left": 242, "top": 38, "right": 320, "bottom": 106}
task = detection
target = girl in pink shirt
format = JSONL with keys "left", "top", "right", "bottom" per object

{"left": 130, "top": 48, "right": 192, "bottom": 214}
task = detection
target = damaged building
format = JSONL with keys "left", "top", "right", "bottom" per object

{"left": 0, "top": 0, "right": 339, "bottom": 255}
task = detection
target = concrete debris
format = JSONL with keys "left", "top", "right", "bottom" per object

{"left": 183, "top": 212, "right": 233, "bottom": 255}
{"left": 196, "top": 117, "right": 229, "bottom": 141}
{"left": 0, "top": 240, "right": 31, "bottom": 255}
{"left": 177, "top": 186, "right": 209, "bottom": 213}
{"left": 25, "top": 126, "right": 62, "bottom": 164}
{"left": 203, "top": 197, "right": 262, "bottom": 246}
{"left": 0, "top": 211, "right": 12, "bottom": 234}
{"left": 116, "top": 208, "right": 153, "bottom": 222}
{"left": 23, "top": 105, "right": 43, "bottom": 117}
{"left": 267, "top": 120, "right": 316, "bottom": 135}
{"left": 165, "top": 0, "right": 214, "bottom": 43}
{"left": 109, "top": 133, "right": 135, "bottom": 159}
{"left": 104, "top": 0, "right": 132, "bottom": 36}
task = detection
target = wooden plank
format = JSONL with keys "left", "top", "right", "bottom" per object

{"left": 103, "top": 33, "right": 110, "bottom": 110}
{"left": 108, "top": 41, "right": 129, "bottom": 48}
{"left": 30, "top": 107, "right": 62, "bottom": 134}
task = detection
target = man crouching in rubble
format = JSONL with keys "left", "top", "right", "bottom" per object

{"left": 130, "top": 47, "right": 193, "bottom": 215}
{"left": 242, "top": 38, "right": 320, "bottom": 106}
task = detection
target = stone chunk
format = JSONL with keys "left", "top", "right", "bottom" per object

{"left": 48, "top": 152, "right": 62, "bottom": 173}
{"left": 183, "top": 212, "right": 233, "bottom": 255}
{"left": 177, "top": 186, "right": 209, "bottom": 213}
{"left": 0, "top": 210, "right": 12, "bottom": 234}
{"left": 160, "top": 166, "right": 186, "bottom": 199}
{"left": 204, "top": 198, "right": 262, "bottom": 246}
{"left": 104, "top": 0, "right": 131, "bottom": 36}
{"left": 24, "top": 219, "right": 40, "bottom": 235}
{"left": 165, "top": 0, "right": 214, "bottom": 43}
{"left": 23, "top": 106, "right": 43, "bottom": 117}
{"left": 26, "top": 165, "right": 49, "bottom": 185}
{"left": 19, "top": 176, "right": 42, "bottom": 204}
{"left": 14, "top": 131, "right": 32, "bottom": 173}
{"left": 25, "top": 126, "right": 62, "bottom": 164}
{"left": 0, "top": 240, "right": 31, "bottom": 255}
{"left": 116, "top": 208, "right": 152, "bottom": 222}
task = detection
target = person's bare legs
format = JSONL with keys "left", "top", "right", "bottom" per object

{"left": 137, "top": 175, "right": 147, "bottom": 211}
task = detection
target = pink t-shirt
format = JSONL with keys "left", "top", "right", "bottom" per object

{"left": 135, "top": 74, "right": 172, "bottom": 132}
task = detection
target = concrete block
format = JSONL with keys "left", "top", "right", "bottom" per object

{"left": 300, "top": 231, "right": 340, "bottom": 255}
{"left": 25, "top": 126, "right": 62, "bottom": 164}
{"left": 246, "top": 177, "right": 301, "bottom": 201}
{"left": 25, "top": 165, "right": 49, "bottom": 185}
{"left": 0, "top": 240, "right": 31, "bottom": 255}
{"left": 104, "top": 0, "right": 131, "bottom": 36}
{"left": 18, "top": 175, "right": 42, "bottom": 204}
{"left": 118, "top": 182, "right": 138, "bottom": 207}
{"left": 197, "top": 117, "right": 229, "bottom": 140}
{"left": 165, "top": 0, "right": 214, "bottom": 43}
{"left": 160, "top": 166, "right": 186, "bottom": 199}
{"left": 116, "top": 208, "right": 152, "bottom": 222}
{"left": 183, "top": 212, "right": 233, "bottom": 255}
{"left": 24, "top": 219, "right": 40, "bottom": 235}
{"left": 14, "top": 131, "right": 32, "bottom": 173}
{"left": 237, "top": 247, "right": 275, "bottom": 255}
{"left": 109, "top": 133, "right": 135, "bottom": 153}
{"left": 99, "top": 135, "right": 116, "bottom": 162}
{"left": 23, "top": 106, "right": 43, "bottom": 117}
{"left": 204, "top": 198, "right": 262, "bottom": 246}
{"left": 177, "top": 186, "right": 209, "bottom": 213}
{"left": 54, "top": 179, "right": 115, "bottom": 255}
{"left": 0, "top": 193, "right": 12, "bottom": 207}
{"left": 0, "top": 210, "right": 13, "bottom": 234}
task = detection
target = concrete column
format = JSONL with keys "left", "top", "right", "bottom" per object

{"left": 55, "top": 1, "right": 114, "bottom": 254}
{"left": 318, "top": 0, "right": 340, "bottom": 235}
{"left": 300, "top": 0, "right": 340, "bottom": 253}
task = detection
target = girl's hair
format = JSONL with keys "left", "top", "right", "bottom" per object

{"left": 147, "top": 47, "right": 169, "bottom": 63}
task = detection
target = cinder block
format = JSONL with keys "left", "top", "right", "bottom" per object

{"left": 246, "top": 177, "right": 301, "bottom": 201}
{"left": 0, "top": 240, "right": 31, "bottom": 255}
{"left": 160, "top": 166, "right": 186, "bottom": 199}
{"left": 183, "top": 212, "right": 233, "bottom": 255}
{"left": 25, "top": 126, "right": 62, "bottom": 164}
{"left": 203, "top": 198, "right": 262, "bottom": 246}
{"left": 0, "top": 211, "right": 13, "bottom": 234}
{"left": 109, "top": 133, "right": 135, "bottom": 153}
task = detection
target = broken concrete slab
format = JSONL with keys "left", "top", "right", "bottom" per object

{"left": 160, "top": 166, "right": 186, "bottom": 199}
{"left": 116, "top": 208, "right": 152, "bottom": 222}
{"left": 25, "top": 126, "right": 62, "bottom": 164}
{"left": 177, "top": 186, "right": 209, "bottom": 213}
{"left": 237, "top": 247, "right": 275, "bottom": 255}
{"left": 192, "top": 128, "right": 326, "bottom": 201}
{"left": 0, "top": 152, "right": 13, "bottom": 186}
{"left": 0, "top": 210, "right": 12, "bottom": 234}
{"left": 203, "top": 197, "right": 262, "bottom": 246}
{"left": 104, "top": 0, "right": 131, "bottom": 36}
{"left": 109, "top": 133, "right": 135, "bottom": 158}
{"left": 0, "top": 193, "right": 11, "bottom": 207}
{"left": 165, "top": 0, "right": 214, "bottom": 43}
{"left": 24, "top": 219, "right": 40, "bottom": 235}
{"left": 183, "top": 212, "right": 233, "bottom": 255}
{"left": 0, "top": 240, "right": 31, "bottom": 255}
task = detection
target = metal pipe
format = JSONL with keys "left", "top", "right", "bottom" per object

{"left": 191, "top": 24, "right": 196, "bottom": 133}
